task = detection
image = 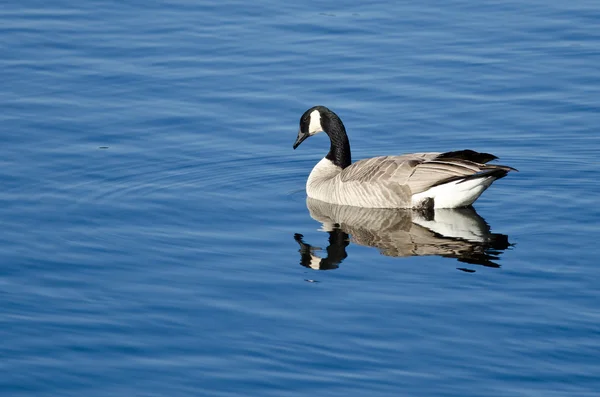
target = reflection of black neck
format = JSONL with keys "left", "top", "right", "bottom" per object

{"left": 323, "top": 112, "right": 351, "bottom": 169}
{"left": 294, "top": 228, "right": 349, "bottom": 270}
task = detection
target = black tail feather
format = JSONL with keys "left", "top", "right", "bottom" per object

{"left": 431, "top": 168, "right": 510, "bottom": 188}
{"left": 457, "top": 168, "right": 509, "bottom": 184}
{"left": 436, "top": 149, "right": 498, "bottom": 164}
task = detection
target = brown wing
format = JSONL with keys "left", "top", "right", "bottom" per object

{"left": 338, "top": 151, "right": 515, "bottom": 195}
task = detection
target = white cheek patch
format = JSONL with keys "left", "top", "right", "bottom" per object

{"left": 308, "top": 109, "right": 323, "bottom": 135}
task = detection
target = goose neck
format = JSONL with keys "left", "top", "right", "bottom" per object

{"left": 324, "top": 115, "right": 351, "bottom": 169}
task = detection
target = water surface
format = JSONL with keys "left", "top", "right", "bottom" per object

{"left": 1, "top": 1, "right": 599, "bottom": 396}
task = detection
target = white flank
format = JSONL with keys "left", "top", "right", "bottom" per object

{"left": 411, "top": 176, "right": 496, "bottom": 209}
{"left": 308, "top": 109, "right": 323, "bottom": 135}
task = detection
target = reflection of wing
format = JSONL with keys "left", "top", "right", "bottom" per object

{"left": 301, "top": 198, "right": 510, "bottom": 270}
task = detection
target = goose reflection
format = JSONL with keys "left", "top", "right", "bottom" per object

{"left": 295, "top": 198, "right": 511, "bottom": 272}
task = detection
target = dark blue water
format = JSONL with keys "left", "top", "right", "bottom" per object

{"left": 2, "top": 1, "right": 599, "bottom": 396}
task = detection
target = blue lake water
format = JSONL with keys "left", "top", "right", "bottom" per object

{"left": 1, "top": 1, "right": 599, "bottom": 396}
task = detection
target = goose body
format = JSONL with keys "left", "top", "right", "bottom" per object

{"left": 293, "top": 106, "right": 515, "bottom": 209}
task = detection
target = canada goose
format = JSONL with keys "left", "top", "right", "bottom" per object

{"left": 293, "top": 106, "right": 515, "bottom": 209}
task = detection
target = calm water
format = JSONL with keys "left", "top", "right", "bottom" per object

{"left": 2, "top": 1, "right": 599, "bottom": 396}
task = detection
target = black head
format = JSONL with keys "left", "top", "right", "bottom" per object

{"left": 293, "top": 106, "right": 331, "bottom": 149}
{"left": 292, "top": 106, "right": 352, "bottom": 168}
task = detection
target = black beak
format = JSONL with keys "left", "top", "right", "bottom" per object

{"left": 293, "top": 129, "right": 309, "bottom": 150}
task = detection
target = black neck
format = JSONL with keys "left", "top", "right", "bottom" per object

{"left": 323, "top": 113, "right": 351, "bottom": 169}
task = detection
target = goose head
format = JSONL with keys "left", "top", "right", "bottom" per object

{"left": 293, "top": 106, "right": 329, "bottom": 149}
{"left": 293, "top": 106, "right": 352, "bottom": 168}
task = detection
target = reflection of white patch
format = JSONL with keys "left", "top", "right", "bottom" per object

{"left": 412, "top": 210, "right": 486, "bottom": 242}
{"left": 309, "top": 109, "right": 323, "bottom": 135}
{"left": 318, "top": 221, "right": 336, "bottom": 232}
{"left": 309, "top": 254, "right": 322, "bottom": 270}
